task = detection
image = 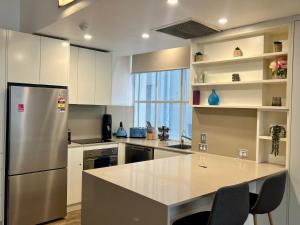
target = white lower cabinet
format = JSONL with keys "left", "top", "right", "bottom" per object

{"left": 118, "top": 143, "right": 126, "bottom": 165}
{"left": 67, "top": 147, "right": 83, "bottom": 206}
{"left": 154, "top": 149, "right": 186, "bottom": 159}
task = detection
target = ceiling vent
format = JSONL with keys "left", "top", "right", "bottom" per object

{"left": 155, "top": 19, "right": 220, "bottom": 39}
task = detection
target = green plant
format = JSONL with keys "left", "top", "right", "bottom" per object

{"left": 270, "top": 125, "right": 284, "bottom": 156}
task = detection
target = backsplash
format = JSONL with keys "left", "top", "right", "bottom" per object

{"left": 107, "top": 105, "right": 134, "bottom": 135}
{"left": 68, "top": 105, "right": 106, "bottom": 140}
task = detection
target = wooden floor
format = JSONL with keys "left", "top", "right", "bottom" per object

{"left": 45, "top": 210, "right": 81, "bottom": 225}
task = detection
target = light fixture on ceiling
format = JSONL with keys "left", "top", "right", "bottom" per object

{"left": 84, "top": 34, "right": 93, "bottom": 40}
{"left": 218, "top": 18, "right": 228, "bottom": 25}
{"left": 58, "top": 0, "right": 75, "bottom": 7}
{"left": 167, "top": 0, "right": 178, "bottom": 5}
{"left": 61, "top": 41, "right": 70, "bottom": 47}
{"left": 142, "top": 33, "right": 150, "bottom": 39}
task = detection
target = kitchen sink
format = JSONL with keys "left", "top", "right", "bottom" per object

{"left": 168, "top": 144, "right": 191, "bottom": 150}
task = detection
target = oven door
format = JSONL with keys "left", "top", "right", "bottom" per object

{"left": 83, "top": 153, "right": 118, "bottom": 170}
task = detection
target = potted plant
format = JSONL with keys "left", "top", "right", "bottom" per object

{"left": 194, "top": 52, "right": 204, "bottom": 62}
{"left": 269, "top": 57, "right": 287, "bottom": 79}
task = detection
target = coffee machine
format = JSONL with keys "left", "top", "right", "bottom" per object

{"left": 102, "top": 114, "right": 112, "bottom": 140}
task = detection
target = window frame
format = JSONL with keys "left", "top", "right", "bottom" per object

{"left": 133, "top": 68, "right": 190, "bottom": 140}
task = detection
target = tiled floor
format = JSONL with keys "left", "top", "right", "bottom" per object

{"left": 45, "top": 210, "right": 81, "bottom": 225}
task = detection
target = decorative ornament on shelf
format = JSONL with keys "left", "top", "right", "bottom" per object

{"left": 272, "top": 97, "right": 282, "bottom": 106}
{"left": 269, "top": 125, "right": 286, "bottom": 157}
{"left": 233, "top": 47, "right": 243, "bottom": 57}
{"left": 273, "top": 41, "right": 283, "bottom": 52}
{"left": 232, "top": 73, "right": 241, "bottom": 82}
{"left": 208, "top": 89, "right": 220, "bottom": 105}
{"left": 269, "top": 57, "right": 287, "bottom": 79}
{"left": 194, "top": 52, "right": 204, "bottom": 62}
{"left": 193, "top": 90, "right": 200, "bottom": 105}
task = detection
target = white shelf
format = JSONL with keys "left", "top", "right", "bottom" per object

{"left": 192, "top": 79, "right": 287, "bottom": 87}
{"left": 259, "top": 136, "right": 287, "bottom": 142}
{"left": 191, "top": 52, "right": 288, "bottom": 66}
{"left": 192, "top": 105, "right": 289, "bottom": 111}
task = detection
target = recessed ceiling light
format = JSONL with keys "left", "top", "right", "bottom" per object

{"left": 62, "top": 41, "right": 69, "bottom": 47}
{"left": 142, "top": 33, "right": 150, "bottom": 39}
{"left": 218, "top": 18, "right": 228, "bottom": 25}
{"left": 167, "top": 0, "right": 178, "bottom": 5}
{"left": 58, "top": 0, "right": 75, "bottom": 7}
{"left": 84, "top": 34, "right": 93, "bottom": 40}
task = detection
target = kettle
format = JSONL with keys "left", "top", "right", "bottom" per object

{"left": 116, "top": 122, "right": 127, "bottom": 138}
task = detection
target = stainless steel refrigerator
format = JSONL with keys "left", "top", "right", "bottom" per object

{"left": 6, "top": 83, "right": 68, "bottom": 225}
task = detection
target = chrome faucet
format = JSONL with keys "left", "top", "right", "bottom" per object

{"left": 180, "top": 133, "right": 192, "bottom": 145}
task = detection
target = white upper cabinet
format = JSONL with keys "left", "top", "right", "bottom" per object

{"left": 40, "top": 37, "right": 70, "bottom": 86}
{"left": 111, "top": 56, "right": 133, "bottom": 106}
{"left": 7, "top": 31, "right": 40, "bottom": 84}
{"left": 69, "top": 46, "right": 78, "bottom": 104}
{"left": 95, "top": 51, "right": 112, "bottom": 105}
{"left": 77, "top": 48, "right": 96, "bottom": 105}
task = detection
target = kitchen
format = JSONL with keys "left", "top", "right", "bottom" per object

{"left": 1, "top": 1, "right": 300, "bottom": 225}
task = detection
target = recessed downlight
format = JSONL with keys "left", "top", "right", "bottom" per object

{"left": 62, "top": 41, "right": 69, "bottom": 47}
{"left": 84, "top": 34, "right": 93, "bottom": 40}
{"left": 218, "top": 18, "right": 228, "bottom": 25}
{"left": 142, "top": 33, "right": 150, "bottom": 39}
{"left": 167, "top": 0, "right": 178, "bottom": 5}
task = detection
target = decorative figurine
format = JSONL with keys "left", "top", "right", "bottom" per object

{"left": 232, "top": 73, "right": 241, "bottom": 82}
{"left": 273, "top": 41, "right": 283, "bottom": 52}
{"left": 234, "top": 47, "right": 243, "bottom": 57}
{"left": 194, "top": 52, "right": 204, "bottom": 62}
{"left": 272, "top": 97, "right": 282, "bottom": 106}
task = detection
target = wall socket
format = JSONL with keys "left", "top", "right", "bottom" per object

{"left": 239, "top": 149, "right": 248, "bottom": 159}
{"left": 199, "top": 143, "right": 208, "bottom": 151}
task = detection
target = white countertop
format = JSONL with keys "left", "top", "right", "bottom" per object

{"left": 85, "top": 153, "right": 285, "bottom": 206}
{"left": 68, "top": 137, "right": 193, "bottom": 154}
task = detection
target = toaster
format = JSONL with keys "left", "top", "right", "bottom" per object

{"left": 130, "top": 127, "right": 147, "bottom": 138}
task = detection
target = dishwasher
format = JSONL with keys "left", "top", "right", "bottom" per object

{"left": 125, "top": 144, "right": 154, "bottom": 164}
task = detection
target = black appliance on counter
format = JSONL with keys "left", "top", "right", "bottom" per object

{"left": 102, "top": 114, "right": 112, "bottom": 140}
{"left": 125, "top": 144, "right": 154, "bottom": 164}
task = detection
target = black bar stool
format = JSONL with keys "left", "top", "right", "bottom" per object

{"left": 249, "top": 172, "right": 287, "bottom": 225}
{"left": 173, "top": 182, "right": 249, "bottom": 225}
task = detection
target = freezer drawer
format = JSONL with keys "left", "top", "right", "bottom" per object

{"left": 7, "top": 168, "right": 67, "bottom": 225}
{"left": 8, "top": 84, "right": 68, "bottom": 175}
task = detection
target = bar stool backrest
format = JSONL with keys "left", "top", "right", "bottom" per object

{"left": 208, "top": 182, "right": 249, "bottom": 225}
{"left": 251, "top": 172, "right": 286, "bottom": 214}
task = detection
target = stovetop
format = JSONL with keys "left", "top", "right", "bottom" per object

{"left": 72, "top": 138, "right": 114, "bottom": 145}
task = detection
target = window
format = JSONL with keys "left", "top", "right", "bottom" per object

{"left": 134, "top": 69, "right": 192, "bottom": 140}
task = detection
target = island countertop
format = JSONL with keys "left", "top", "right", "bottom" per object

{"left": 84, "top": 153, "right": 285, "bottom": 207}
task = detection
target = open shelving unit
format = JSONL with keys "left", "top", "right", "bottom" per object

{"left": 190, "top": 25, "right": 291, "bottom": 167}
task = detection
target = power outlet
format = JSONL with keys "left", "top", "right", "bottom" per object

{"left": 199, "top": 143, "right": 208, "bottom": 151}
{"left": 239, "top": 149, "right": 248, "bottom": 159}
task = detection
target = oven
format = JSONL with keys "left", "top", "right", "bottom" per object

{"left": 83, "top": 148, "right": 118, "bottom": 170}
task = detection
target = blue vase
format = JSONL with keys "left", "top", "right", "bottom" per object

{"left": 208, "top": 89, "right": 220, "bottom": 105}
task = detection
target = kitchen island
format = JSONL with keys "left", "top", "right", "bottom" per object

{"left": 81, "top": 153, "right": 285, "bottom": 225}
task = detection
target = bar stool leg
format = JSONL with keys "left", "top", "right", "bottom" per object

{"left": 268, "top": 213, "right": 274, "bottom": 225}
{"left": 253, "top": 214, "right": 258, "bottom": 225}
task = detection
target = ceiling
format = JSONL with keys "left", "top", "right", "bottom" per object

{"left": 38, "top": 0, "right": 300, "bottom": 56}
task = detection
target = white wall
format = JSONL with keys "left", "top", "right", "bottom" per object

{"left": 288, "top": 19, "right": 300, "bottom": 225}
{"left": 0, "top": 0, "right": 20, "bottom": 30}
